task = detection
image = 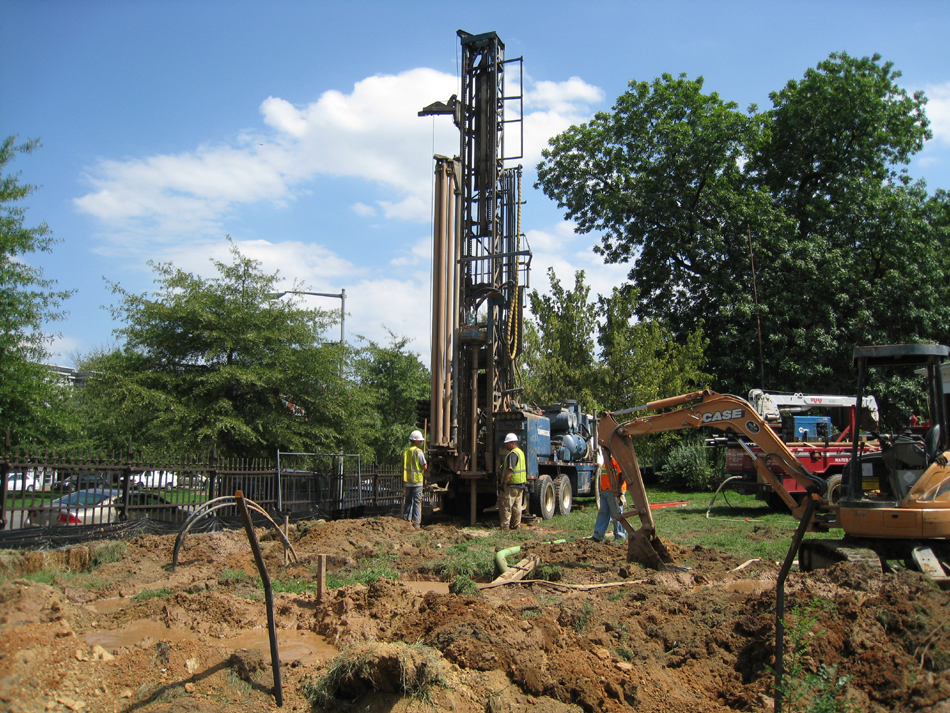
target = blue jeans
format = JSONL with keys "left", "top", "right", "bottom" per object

{"left": 403, "top": 484, "right": 423, "bottom": 525}
{"left": 593, "top": 491, "right": 626, "bottom": 541}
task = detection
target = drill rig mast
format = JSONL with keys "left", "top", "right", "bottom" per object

{"left": 420, "top": 30, "right": 531, "bottom": 520}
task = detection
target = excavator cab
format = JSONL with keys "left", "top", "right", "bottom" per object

{"left": 840, "top": 344, "right": 949, "bottom": 509}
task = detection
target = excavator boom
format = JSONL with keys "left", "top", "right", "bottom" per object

{"left": 599, "top": 390, "right": 833, "bottom": 569}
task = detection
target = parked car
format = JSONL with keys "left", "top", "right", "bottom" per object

{"left": 51, "top": 473, "right": 110, "bottom": 493}
{"left": 130, "top": 470, "right": 178, "bottom": 490}
{"left": 27, "top": 489, "right": 187, "bottom": 527}
{"left": 5, "top": 472, "right": 37, "bottom": 492}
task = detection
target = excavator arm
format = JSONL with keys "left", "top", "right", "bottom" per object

{"left": 599, "top": 390, "right": 833, "bottom": 569}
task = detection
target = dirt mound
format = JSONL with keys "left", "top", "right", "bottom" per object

{"left": 0, "top": 515, "right": 948, "bottom": 712}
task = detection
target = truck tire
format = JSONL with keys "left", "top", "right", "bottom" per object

{"left": 555, "top": 474, "right": 573, "bottom": 516}
{"left": 825, "top": 474, "right": 843, "bottom": 506}
{"left": 532, "top": 475, "right": 557, "bottom": 520}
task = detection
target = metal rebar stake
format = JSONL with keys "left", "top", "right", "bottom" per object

{"left": 235, "top": 491, "right": 283, "bottom": 707}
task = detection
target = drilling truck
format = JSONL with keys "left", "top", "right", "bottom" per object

{"left": 417, "top": 30, "right": 598, "bottom": 524}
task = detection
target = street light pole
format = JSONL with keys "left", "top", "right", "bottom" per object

{"left": 267, "top": 289, "right": 346, "bottom": 344}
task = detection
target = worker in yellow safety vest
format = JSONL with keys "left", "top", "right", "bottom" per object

{"left": 402, "top": 430, "right": 427, "bottom": 528}
{"left": 498, "top": 433, "right": 527, "bottom": 530}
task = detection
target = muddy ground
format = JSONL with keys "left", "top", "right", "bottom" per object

{"left": 0, "top": 515, "right": 949, "bottom": 713}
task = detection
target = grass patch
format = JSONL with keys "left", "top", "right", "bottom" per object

{"left": 448, "top": 575, "right": 480, "bottom": 596}
{"left": 574, "top": 601, "right": 594, "bottom": 632}
{"left": 133, "top": 587, "right": 174, "bottom": 603}
{"left": 301, "top": 642, "right": 448, "bottom": 707}
{"left": 325, "top": 550, "right": 399, "bottom": 589}
{"left": 270, "top": 577, "right": 314, "bottom": 595}
{"left": 423, "top": 542, "right": 496, "bottom": 581}
{"left": 90, "top": 540, "right": 127, "bottom": 567}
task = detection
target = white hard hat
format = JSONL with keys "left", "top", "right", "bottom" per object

{"left": 504, "top": 433, "right": 519, "bottom": 444}
{"left": 409, "top": 430, "right": 424, "bottom": 442}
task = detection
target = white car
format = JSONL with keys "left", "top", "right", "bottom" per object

{"left": 27, "top": 488, "right": 187, "bottom": 526}
{"left": 5, "top": 472, "right": 37, "bottom": 492}
{"left": 129, "top": 470, "right": 178, "bottom": 490}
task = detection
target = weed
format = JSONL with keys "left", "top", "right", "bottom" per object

{"left": 616, "top": 645, "right": 634, "bottom": 661}
{"left": 133, "top": 588, "right": 174, "bottom": 603}
{"left": 574, "top": 601, "right": 594, "bottom": 632}
{"left": 219, "top": 568, "right": 249, "bottom": 582}
{"left": 608, "top": 589, "right": 625, "bottom": 602}
{"left": 226, "top": 669, "right": 253, "bottom": 697}
{"left": 22, "top": 570, "right": 58, "bottom": 585}
{"left": 448, "top": 575, "right": 480, "bottom": 596}
{"left": 771, "top": 601, "right": 855, "bottom": 713}
{"left": 537, "top": 564, "right": 563, "bottom": 582}
{"left": 90, "top": 540, "right": 127, "bottom": 567}
{"left": 302, "top": 642, "right": 448, "bottom": 707}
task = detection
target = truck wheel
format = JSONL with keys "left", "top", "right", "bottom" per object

{"left": 825, "top": 474, "right": 843, "bottom": 506}
{"left": 555, "top": 475, "right": 573, "bottom": 516}
{"left": 532, "top": 476, "right": 557, "bottom": 520}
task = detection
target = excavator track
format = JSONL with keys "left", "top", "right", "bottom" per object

{"left": 798, "top": 539, "right": 884, "bottom": 573}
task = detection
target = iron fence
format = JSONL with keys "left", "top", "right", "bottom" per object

{"left": 0, "top": 444, "right": 405, "bottom": 549}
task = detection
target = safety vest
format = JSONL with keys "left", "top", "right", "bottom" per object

{"left": 403, "top": 446, "right": 424, "bottom": 484}
{"left": 600, "top": 457, "right": 627, "bottom": 492}
{"left": 508, "top": 447, "right": 527, "bottom": 485}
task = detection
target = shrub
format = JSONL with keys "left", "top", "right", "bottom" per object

{"left": 657, "top": 435, "right": 723, "bottom": 491}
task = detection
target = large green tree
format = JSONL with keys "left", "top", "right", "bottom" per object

{"left": 75, "top": 242, "right": 363, "bottom": 458}
{"left": 0, "top": 137, "right": 73, "bottom": 444}
{"left": 537, "top": 54, "right": 950, "bottom": 413}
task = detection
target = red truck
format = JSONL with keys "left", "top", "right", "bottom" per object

{"left": 723, "top": 390, "right": 880, "bottom": 510}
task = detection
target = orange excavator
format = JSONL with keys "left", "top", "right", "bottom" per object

{"left": 598, "top": 344, "right": 950, "bottom": 587}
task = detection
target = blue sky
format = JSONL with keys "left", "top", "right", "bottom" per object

{"left": 4, "top": 0, "right": 950, "bottom": 367}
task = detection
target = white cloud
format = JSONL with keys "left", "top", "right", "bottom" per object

{"left": 70, "top": 69, "right": 605, "bottom": 357}
{"left": 526, "top": 220, "right": 629, "bottom": 316}
{"left": 523, "top": 76, "right": 604, "bottom": 161}
{"left": 390, "top": 237, "right": 432, "bottom": 267}
{"left": 75, "top": 68, "right": 603, "bottom": 252}
{"left": 924, "top": 82, "right": 950, "bottom": 146}
{"left": 346, "top": 275, "right": 432, "bottom": 357}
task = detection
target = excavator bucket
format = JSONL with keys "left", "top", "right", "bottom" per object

{"left": 621, "top": 518, "right": 674, "bottom": 570}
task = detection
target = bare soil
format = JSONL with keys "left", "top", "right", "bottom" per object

{"left": 1, "top": 516, "right": 949, "bottom": 712}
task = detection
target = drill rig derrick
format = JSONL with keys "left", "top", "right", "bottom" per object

{"left": 420, "top": 30, "right": 529, "bottom": 523}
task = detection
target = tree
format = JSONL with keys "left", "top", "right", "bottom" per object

{"left": 0, "top": 137, "right": 73, "bottom": 444}
{"left": 521, "top": 268, "right": 599, "bottom": 407}
{"left": 536, "top": 55, "right": 950, "bottom": 408}
{"left": 521, "top": 269, "right": 710, "bottom": 449}
{"left": 354, "top": 330, "right": 429, "bottom": 463}
{"left": 75, "top": 242, "right": 359, "bottom": 458}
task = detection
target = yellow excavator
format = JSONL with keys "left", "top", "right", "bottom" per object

{"left": 598, "top": 344, "right": 950, "bottom": 588}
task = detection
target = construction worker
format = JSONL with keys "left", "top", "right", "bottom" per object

{"left": 590, "top": 455, "right": 626, "bottom": 543}
{"left": 402, "top": 430, "right": 427, "bottom": 528}
{"left": 498, "top": 433, "right": 527, "bottom": 530}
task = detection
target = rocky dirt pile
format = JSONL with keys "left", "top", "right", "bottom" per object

{"left": 0, "top": 516, "right": 948, "bottom": 712}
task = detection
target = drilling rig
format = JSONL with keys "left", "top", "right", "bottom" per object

{"left": 419, "top": 30, "right": 598, "bottom": 525}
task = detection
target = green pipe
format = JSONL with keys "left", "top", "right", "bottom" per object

{"left": 494, "top": 539, "right": 568, "bottom": 575}
{"left": 495, "top": 545, "right": 521, "bottom": 575}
